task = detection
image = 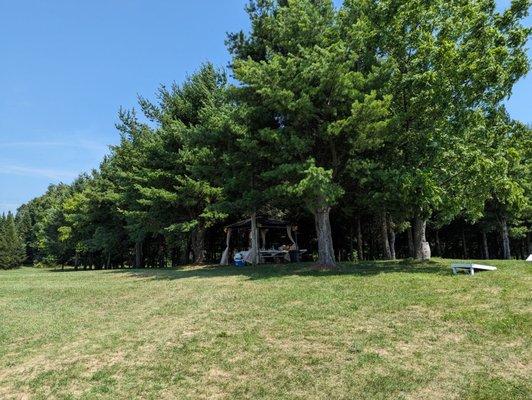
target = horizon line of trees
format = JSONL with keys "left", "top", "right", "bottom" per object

{"left": 3, "top": 0, "right": 531, "bottom": 270}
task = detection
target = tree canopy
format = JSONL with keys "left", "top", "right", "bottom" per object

{"left": 6, "top": 0, "right": 531, "bottom": 270}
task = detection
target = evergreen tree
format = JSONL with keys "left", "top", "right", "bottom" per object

{"left": 109, "top": 64, "right": 229, "bottom": 266}
{"left": 0, "top": 214, "right": 7, "bottom": 268}
{"left": 228, "top": 0, "right": 389, "bottom": 268}
{"left": 0, "top": 212, "right": 26, "bottom": 269}
{"left": 137, "top": 64, "right": 228, "bottom": 264}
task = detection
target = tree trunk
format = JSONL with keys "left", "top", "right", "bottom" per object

{"left": 379, "top": 212, "right": 392, "bottom": 260}
{"left": 158, "top": 237, "right": 165, "bottom": 268}
{"left": 135, "top": 241, "right": 143, "bottom": 268}
{"left": 250, "top": 212, "right": 259, "bottom": 266}
{"left": 171, "top": 246, "right": 178, "bottom": 268}
{"left": 435, "top": 230, "right": 442, "bottom": 257}
{"left": 527, "top": 232, "right": 531, "bottom": 256}
{"left": 413, "top": 216, "right": 431, "bottom": 260}
{"left": 481, "top": 231, "right": 489, "bottom": 259}
{"left": 191, "top": 223, "right": 206, "bottom": 264}
{"left": 407, "top": 226, "right": 414, "bottom": 258}
{"left": 500, "top": 216, "right": 511, "bottom": 260}
{"left": 356, "top": 216, "right": 364, "bottom": 261}
{"left": 461, "top": 229, "right": 468, "bottom": 259}
{"left": 349, "top": 224, "right": 354, "bottom": 259}
{"left": 314, "top": 206, "right": 336, "bottom": 269}
{"left": 388, "top": 215, "right": 396, "bottom": 260}
{"left": 185, "top": 237, "right": 192, "bottom": 264}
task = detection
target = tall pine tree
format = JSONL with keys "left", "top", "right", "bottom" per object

{"left": 0, "top": 212, "right": 26, "bottom": 269}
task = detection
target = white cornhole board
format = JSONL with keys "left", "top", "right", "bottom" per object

{"left": 451, "top": 263, "right": 497, "bottom": 275}
{"left": 526, "top": 254, "right": 532, "bottom": 262}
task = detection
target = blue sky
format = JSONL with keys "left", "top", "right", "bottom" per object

{"left": 0, "top": 1, "right": 530, "bottom": 214}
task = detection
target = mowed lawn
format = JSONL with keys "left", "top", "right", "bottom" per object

{"left": 0, "top": 259, "right": 530, "bottom": 399}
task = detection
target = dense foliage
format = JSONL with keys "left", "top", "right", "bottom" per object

{"left": 7, "top": 0, "right": 531, "bottom": 269}
{"left": 0, "top": 213, "right": 26, "bottom": 269}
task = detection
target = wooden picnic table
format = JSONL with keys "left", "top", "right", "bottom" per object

{"left": 259, "top": 249, "right": 307, "bottom": 263}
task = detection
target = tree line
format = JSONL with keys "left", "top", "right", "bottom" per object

{"left": 6, "top": 0, "right": 531, "bottom": 270}
{"left": 0, "top": 213, "right": 26, "bottom": 269}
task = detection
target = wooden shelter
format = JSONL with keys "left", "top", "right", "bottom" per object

{"left": 219, "top": 217, "right": 302, "bottom": 265}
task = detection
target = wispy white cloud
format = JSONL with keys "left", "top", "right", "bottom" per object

{"left": 0, "top": 165, "right": 78, "bottom": 180}
{"left": 0, "top": 139, "right": 109, "bottom": 154}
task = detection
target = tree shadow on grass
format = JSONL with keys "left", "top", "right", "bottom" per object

{"left": 100, "top": 259, "right": 449, "bottom": 282}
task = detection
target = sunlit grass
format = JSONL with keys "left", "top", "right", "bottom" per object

{"left": 0, "top": 259, "right": 530, "bottom": 399}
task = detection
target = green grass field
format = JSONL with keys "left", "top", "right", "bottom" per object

{"left": 0, "top": 259, "right": 530, "bottom": 399}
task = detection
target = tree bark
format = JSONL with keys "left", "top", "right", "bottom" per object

{"left": 191, "top": 223, "right": 206, "bottom": 264}
{"left": 184, "top": 237, "right": 192, "bottom": 264}
{"left": 379, "top": 212, "right": 392, "bottom": 260}
{"left": 413, "top": 216, "right": 431, "bottom": 260}
{"left": 461, "top": 229, "right": 468, "bottom": 259}
{"left": 135, "top": 241, "right": 144, "bottom": 268}
{"left": 314, "top": 206, "right": 336, "bottom": 269}
{"left": 527, "top": 232, "right": 531, "bottom": 256}
{"left": 435, "top": 230, "right": 442, "bottom": 257}
{"left": 171, "top": 246, "right": 178, "bottom": 268}
{"left": 250, "top": 212, "right": 260, "bottom": 266}
{"left": 349, "top": 224, "right": 354, "bottom": 259}
{"left": 158, "top": 237, "right": 166, "bottom": 268}
{"left": 356, "top": 216, "right": 364, "bottom": 260}
{"left": 500, "top": 216, "right": 511, "bottom": 260}
{"left": 407, "top": 226, "right": 414, "bottom": 258}
{"left": 388, "top": 215, "right": 396, "bottom": 260}
{"left": 481, "top": 231, "right": 489, "bottom": 259}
